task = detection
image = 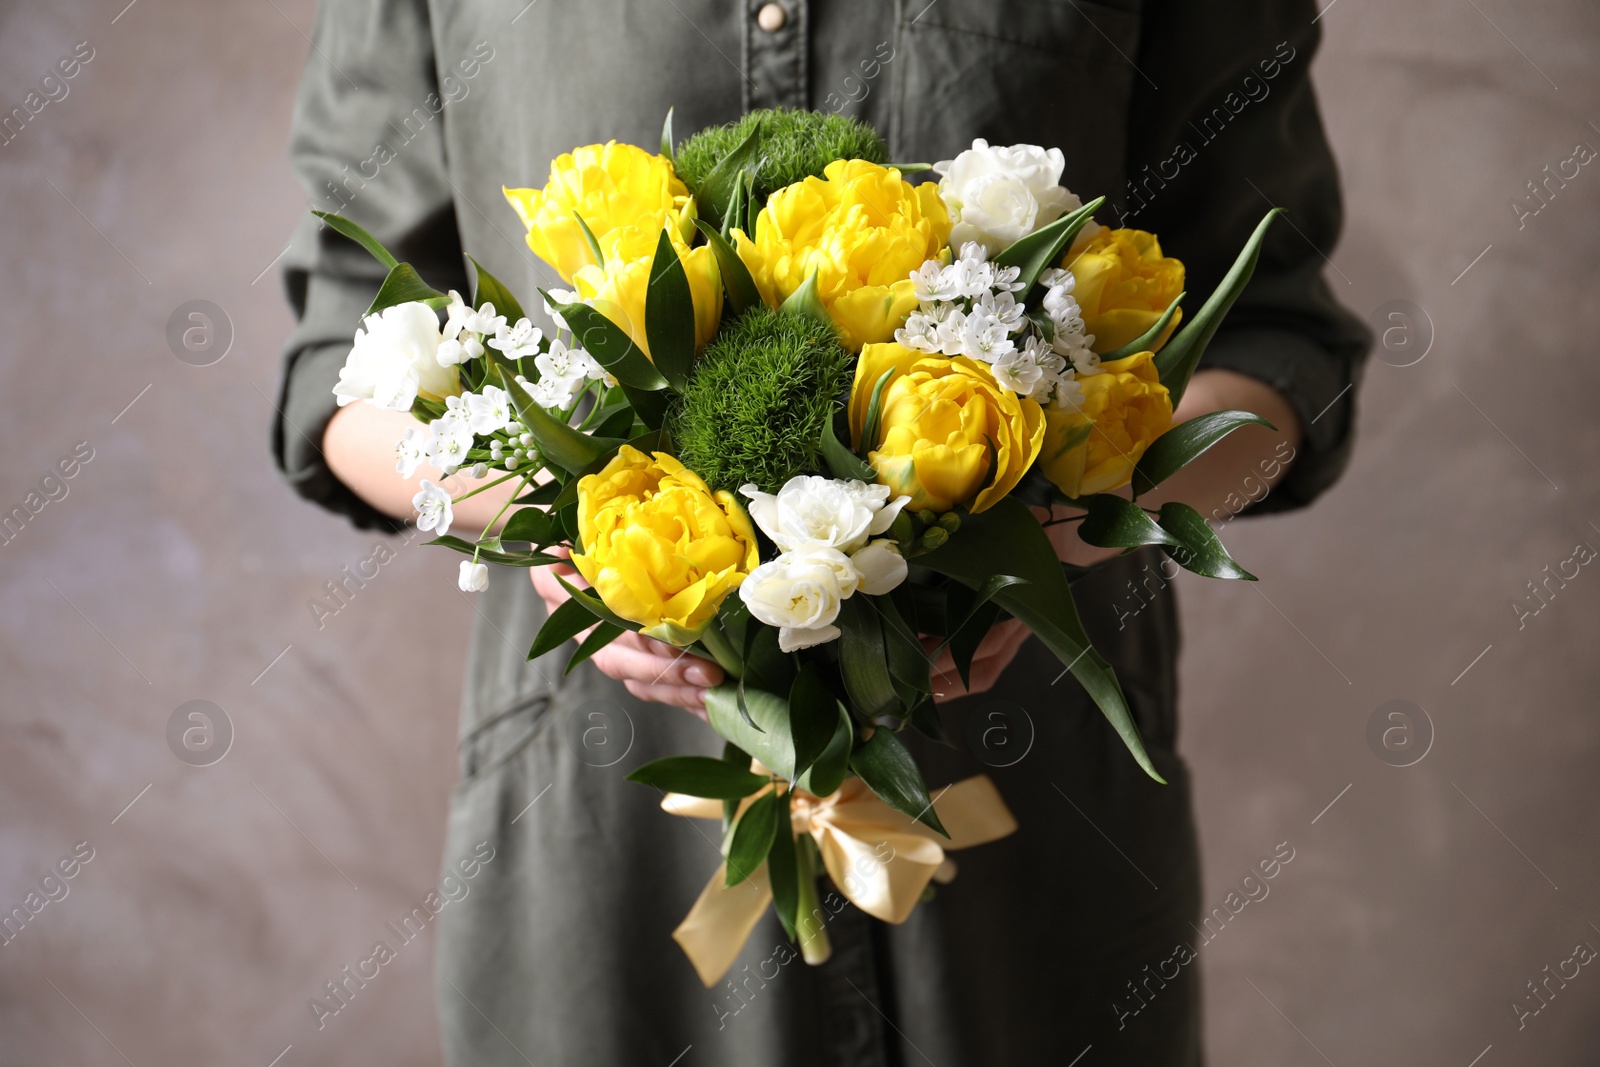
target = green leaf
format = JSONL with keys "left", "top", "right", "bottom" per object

{"left": 588, "top": 404, "right": 637, "bottom": 440}
{"left": 692, "top": 219, "right": 762, "bottom": 316}
{"left": 424, "top": 536, "right": 564, "bottom": 568}
{"left": 572, "top": 211, "right": 605, "bottom": 269}
{"left": 515, "top": 479, "right": 563, "bottom": 506}
{"left": 766, "top": 791, "right": 799, "bottom": 939}
{"left": 707, "top": 685, "right": 793, "bottom": 776}
{"left": 1101, "top": 291, "right": 1184, "bottom": 360}
{"left": 789, "top": 667, "right": 843, "bottom": 783}
{"left": 501, "top": 506, "right": 556, "bottom": 545}
{"left": 526, "top": 596, "right": 598, "bottom": 661}
{"left": 939, "top": 575, "right": 1025, "bottom": 689}
{"left": 312, "top": 210, "right": 399, "bottom": 270}
{"left": 1077, "top": 495, "right": 1182, "bottom": 550}
{"left": 494, "top": 363, "right": 622, "bottom": 474}
{"left": 849, "top": 728, "right": 947, "bottom": 837}
{"left": 992, "top": 197, "right": 1105, "bottom": 297}
{"left": 705, "top": 684, "right": 851, "bottom": 795}
{"left": 1131, "top": 410, "right": 1275, "bottom": 497}
{"left": 554, "top": 574, "right": 642, "bottom": 633}
{"left": 860, "top": 369, "right": 894, "bottom": 458}
{"left": 721, "top": 739, "right": 750, "bottom": 831}
{"left": 660, "top": 106, "right": 675, "bottom": 162}
{"left": 1154, "top": 209, "right": 1282, "bottom": 406}
{"left": 566, "top": 622, "right": 622, "bottom": 673}
{"left": 778, "top": 268, "right": 831, "bottom": 328}
{"left": 466, "top": 255, "right": 526, "bottom": 325}
{"left": 822, "top": 410, "right": 876, "bottom": 483}
{"left": 541, "top": 292, "right": 667, "bottom": 391}
{"left": 726, "top": 788, "right": 782, "bottom": 887}
{"left": 644, "top": 228, "right": 696, "bottom": 392}
{"left": 837, "top": 597, "right": 900, "bottom": 720}
{"left": 626, "top": 755, "right": 769, "bottom": 799}
{"left": 366, "top": 263, "right": 447, "bottom": 316}
{"left": 1156, "top": 502, "right": 1257, "bottom": 580}
{"left": 874, "top": 593, "right": 933, "bottom": 698}
{"left": 917, "top": 497, "right": 1164, "bottom": 783}
{"left": 697, "top": 120, "right": 764, "bottom": 233}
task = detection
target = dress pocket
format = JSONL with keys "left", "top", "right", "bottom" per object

{"left": 889, "top": 0, "right": 1144, "bottom": 202}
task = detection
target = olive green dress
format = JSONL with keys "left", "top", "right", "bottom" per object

{"left": 274, "top": 1, "right": 1369, "bottom": 1062}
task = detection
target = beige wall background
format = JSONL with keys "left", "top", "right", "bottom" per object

{"left": 1, "top": 0, "right": 1597, "bottom": 1064}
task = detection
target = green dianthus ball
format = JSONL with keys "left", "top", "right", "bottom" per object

{"left": 674, "top": 108, "right": 890, "bottom": 206}
{"left": 669, "top": 307, "right": 854, "bottom": 495}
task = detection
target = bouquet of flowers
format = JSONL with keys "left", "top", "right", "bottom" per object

{"left": 322, "top": 108, "right": 1278, "bottom": 985}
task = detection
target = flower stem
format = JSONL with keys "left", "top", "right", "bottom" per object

{"left": 794, "top": 836, "right": 832, "bottom": 966}
{"left": 695, "top": 622, "right": 743, "bottom": 680}
{"left": 450, "top": 470, "right": 522, "bottom": 503}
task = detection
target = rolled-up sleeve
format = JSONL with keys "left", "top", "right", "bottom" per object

{"left": 273, "top": 0, "right": 467, "bottom": 530}
{"left": 1125, "top": 0, "right": 1372, "bottom": 512}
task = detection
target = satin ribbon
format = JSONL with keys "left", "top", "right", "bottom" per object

{"left": 662, "top": 772, "right": 1017, "bottom": 986}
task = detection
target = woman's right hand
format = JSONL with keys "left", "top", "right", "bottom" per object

{"left": 529, "top": 555, "right": 723, "bottom": 718}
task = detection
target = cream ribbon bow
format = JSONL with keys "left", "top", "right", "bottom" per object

{"left": 662, "top": 773, "right": 1017, "bottom": 986}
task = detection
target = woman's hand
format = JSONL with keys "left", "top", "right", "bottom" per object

{"left": 529, "top": 555, "right": 722, "bottom": 718}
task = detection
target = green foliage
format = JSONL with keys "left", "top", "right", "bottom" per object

{"left": 674, "top": 108, "right": 889, "bottom": 207}
{"left": 670, "top": 306, "right": 853, "bottom": 494}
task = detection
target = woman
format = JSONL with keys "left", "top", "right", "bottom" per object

{"left": 275, "top": 1, "right": 1368, "bottom": 1062}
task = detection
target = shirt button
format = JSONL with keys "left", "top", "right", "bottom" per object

{"left": 756, "top": 3, "right": 787, "bottom": 32}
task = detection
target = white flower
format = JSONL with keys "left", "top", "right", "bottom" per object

{"left": 975, "top": 289, "right": 1027, "bottom": 335}
{"left": 394, "top": 425, "right": 430, "bottom": 477}
{"left": 536, "top": 338, "right": 600, "bottom": 383}
{"left": 895, "top": 309, "right": 944, "bottom": 353}
{"left": 333, "top": 302, "right": 455, "bottom": 412}
{"left": 956, "top": 307, "right": 1015, "bottom": 363}
{"left": 458, "top": 560, "right": 489, "bottom": 592}
{"left": 464, "top": 385, "right": 516, "bottom": 435}
{"left": 465, "top": 301, "right": 507, "bottom": 339}
{"left": 934, "top": 140, "right": 1083, "bottom": 257}
{"left": 528, "top": 374, "right": 582, "bottom": 411}
{"left": 1050, "top": 373, "right": 1087, "bottom": 414}
{"left": 740, "top": 477, "right": 909, "bottom": 555}
{"left": 910, "top": 260, "right": 959, "bottom": 305}
{"left": 426, "top": 412, "right": 475, "bottom": 472}
{"left": 489, "top": 317, "right": 543, "bottom": 359}
{"left": 1070, "top": 348, "right": 1102, "bottom": 376}
{"left": 992, "top": 349, "right": 1046, "bottom": 396}
{"left": 739, "top": 555, "right": 846, "bottom": 653}
{"left": 413, "top": 480, "right": 453, "bottom": 535}
{"left": 849, "top": 539, "right": 908, "bottom": 596}
{"left": 543, "top": 289, "right": 579, "bottom": 332}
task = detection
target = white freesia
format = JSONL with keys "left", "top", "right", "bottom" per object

{"left": 458, "top": 560, "right": 489, "bottom": 592}
{"left": 739, "top": 555, "right": 846, "bottom": 653}
{"left": 848, "top": 539, "right": 908, "bottom": 596}
{"left": 334, "top": 302, "right": 456, "bottom": 412}
{"left": 934, "top": 139, "right": 1082, "bottom": 256}
{"left": 740, "top": 477, "right": 909, "bottom": 555}
{"left": 412, "top": 480, "right": 453, "bottom": 535}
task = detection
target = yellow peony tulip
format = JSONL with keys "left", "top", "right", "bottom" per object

{"left": 1063, "top": 228, "right": 1186, "bottom": 355}
{"left": 1038, "top": 352, "right": 1174, "bottom": 499}
{"left": 571, "top": 230, "right": 723, "bottom": 356}
{"left": 572, "top": 446, "right": 759, "bottom": 645}
{"left": 734, "top": 160, "right": 951, "bottom": 351}
{"left": 849, "top": 343, "right": 1044, "bottom": 514}
{"left": 504, "top": 142, "right": 722, "bottom": 356}
{"left": 504, "top": 141, "right": 695, "bottom": 282}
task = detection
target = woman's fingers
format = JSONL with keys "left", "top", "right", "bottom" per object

{"left": 591, "top": 635, "right": 724, "bottom": 689}
{"left": 931, "top": 618, "right": 1031, "bottom": 702}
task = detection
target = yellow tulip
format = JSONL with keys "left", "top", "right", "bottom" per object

{"left": 503, "top": 141, "right": 695, "bottom": 283}
{"left": 1064, "top": 228, "right": 1186, "bottom": 354}
{"left": 572, "top": 446, "right": 759, "bottom": 645}
{"left": 1038, "top": 352, "right": 1173, "bottom": 499}
{"left": 571, "top": 230, "right": 723, "bottom": 356}
{"left": 849, "top": 342, "right": 1044, "bottom": 514}
{"left": 734, "top": 160, "right": 951, "bottom": 351}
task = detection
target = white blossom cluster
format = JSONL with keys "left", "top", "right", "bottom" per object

{"left": 893, "top": 242, "right": 1102, "bottom": 413}
{"left": 738, "top": 477, "right": 911, "bottom": 653}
